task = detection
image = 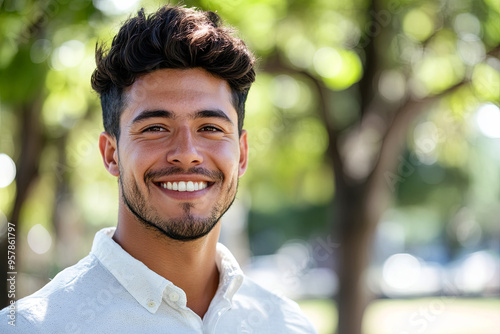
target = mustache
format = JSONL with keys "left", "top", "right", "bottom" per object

{"left": 144, "top": 166, "right": 224, "bottom": 183}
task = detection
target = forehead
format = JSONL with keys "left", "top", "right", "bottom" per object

{"left": 122, "top": 68, "right": 236, "bottom": 121}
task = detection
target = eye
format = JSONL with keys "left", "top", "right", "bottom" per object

{"left": 143, "top": 125, "right": 166, "bottom": 132}
{"left": 199, "top": 125, "right": 222, "bottom": 132}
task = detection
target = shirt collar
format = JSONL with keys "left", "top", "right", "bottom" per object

{"left": 90, "top": 227, "right": 245, "bottom": 313}
{"left": 215, "top": 243, "right": 244, "bottom": 302}
{"left": 91, "top": 227, "right": 170, "bottom": 313}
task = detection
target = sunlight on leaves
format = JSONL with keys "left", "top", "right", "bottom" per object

{"left": 313, "top": 47, "right": 363, "bottom": 90}
{"left": 403, "top": 8, "right": 434, "bottom": 42}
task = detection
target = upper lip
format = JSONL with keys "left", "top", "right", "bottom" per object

{"left": 153, "top": 175, "right": 213, "bottom": 183}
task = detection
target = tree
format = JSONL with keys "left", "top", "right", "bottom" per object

{"left": 0, "top": 0, "right": 100, "bottom": 308}
{"left": 248, "top": 0, "right": 500, "bottom": 333}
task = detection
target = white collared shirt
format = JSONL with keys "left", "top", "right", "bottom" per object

{"left": 1, "top": 227, "right": 317, "bottom": 333}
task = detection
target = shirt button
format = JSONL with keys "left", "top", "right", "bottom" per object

{"left": 147, "top": 300, "right": 156, "bottom": 308}
{"left": 169, "top": 292, "right": 180, "bottom": 302}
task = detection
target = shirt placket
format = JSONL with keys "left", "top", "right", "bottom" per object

{"left": 163, "top": 286, "right": 204, "bottom": 332}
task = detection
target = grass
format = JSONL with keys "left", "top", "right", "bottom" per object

{"left": 299, "top": 297, "right": 500, "bottom": 334}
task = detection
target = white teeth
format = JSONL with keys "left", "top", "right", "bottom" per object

{"left": 160, "top": 181, "right": 208, "bottom": 192}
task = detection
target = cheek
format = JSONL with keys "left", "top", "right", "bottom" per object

{"left": 120, "top": 145, "right": 157, "bottom": 178}
{"left": 208, "top": 143, "right": 240, "bottom": 174}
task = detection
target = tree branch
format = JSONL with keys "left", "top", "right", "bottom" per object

{"left": 299, "top": 70, "right": 346, "bottom": 188}
{"left": 368, "top": 80, "right": 467, "bottom": 189}
{"left": 260, "top": 54, "right": 347, "bottom": 187}
{"left": 358, "top": 0, "right": 377, "bottom": 117}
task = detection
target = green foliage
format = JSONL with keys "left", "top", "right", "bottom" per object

{"left": 0, "top": 0, "right": 499, "bottom": 270}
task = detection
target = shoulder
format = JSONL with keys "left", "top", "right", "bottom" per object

{"left": 0, "top": 254, "right": 117, "bottom": 333}
{"left": 231, "top": 276, "right": 318, "bottom": 334}
{"left": 0, "top": 304, "right": 42, "bottom": 333}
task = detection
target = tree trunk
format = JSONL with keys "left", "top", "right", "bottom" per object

{"left": 334, "top": 183, "right": 375, "bottom": 334}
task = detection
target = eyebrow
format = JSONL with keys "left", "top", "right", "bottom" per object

{"left": 194, "top": 109, "right": 233, "bottom": 125}
{"left": 132, "top": 109, "right": 174, "bottom": 124}
{"left": 131, "top": 108, "right": 234, "bottom": 126}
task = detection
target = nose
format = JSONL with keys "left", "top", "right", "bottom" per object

{"left": 166, "top": 127, "right": 203, "bottom": 167}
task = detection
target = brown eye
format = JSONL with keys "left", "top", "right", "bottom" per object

{"left": 200, "top": 126, "right": 221, "bottom": 132}
{"left": 144, "top": 126, "right": 166, "bottom": 132}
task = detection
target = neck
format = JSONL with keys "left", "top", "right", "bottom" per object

{"left": 112, "top": 209, "right": 221, "bottom": 318}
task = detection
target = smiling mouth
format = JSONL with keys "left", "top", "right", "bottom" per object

{"left": 157, "top": 181, "right": 209, "bottom": 192}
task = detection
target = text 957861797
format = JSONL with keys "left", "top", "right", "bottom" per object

{"left": 6, "top": 222, "right": 17, "bottom": 326}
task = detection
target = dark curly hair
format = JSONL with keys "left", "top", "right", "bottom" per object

{"left": 91, "top": 5, "right": 256, "bottom": 139}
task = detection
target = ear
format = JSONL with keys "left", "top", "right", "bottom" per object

{"left": 99, "top": 131, "right": 119, "bottom": 177}
{"left": 238, "top": 130, "right": 249, "bottom": 177}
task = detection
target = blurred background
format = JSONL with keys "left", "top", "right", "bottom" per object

{"left": 1, "top": 0, "right": 499, "bottom": 333}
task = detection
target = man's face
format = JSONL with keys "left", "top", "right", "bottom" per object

{"left": 100, "top": 68, "right": 248, "bottom": 241}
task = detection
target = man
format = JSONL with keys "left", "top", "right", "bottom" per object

{"left": 0, "top": 5, "right": 317, "bottom": 333}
